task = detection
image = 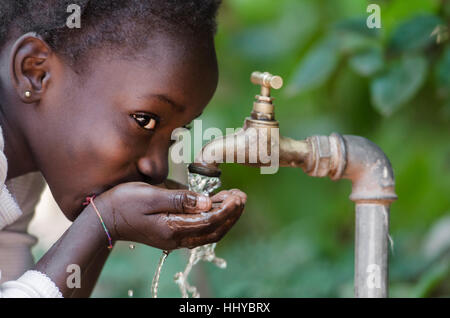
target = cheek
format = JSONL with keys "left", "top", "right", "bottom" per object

{"left": 54, "top": 83, "right": 132, "bottom": 167}
{"left": 73, "top": 123, "right": 134, "bottom": 171}
{"left": 46, "top": 123, "right": 137, "bottom": 219}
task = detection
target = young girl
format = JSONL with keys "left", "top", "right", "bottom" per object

{"left": 0, "top": 0, "right": 246, "bottom": 297}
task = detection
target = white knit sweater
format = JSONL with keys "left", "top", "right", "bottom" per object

{"left": 0, "top": 125, "right": 62, "bottom": 298}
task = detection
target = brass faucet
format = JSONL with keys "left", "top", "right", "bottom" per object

{"left": 188, "top": 71, "right": 311, "bottom": 176}
{"left": 188, "top": 71, "right": 397, "bottom": 298}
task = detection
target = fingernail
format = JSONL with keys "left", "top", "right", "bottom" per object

{"left": 196, "top": 195, "right": 210, "bottom": 210}
{"left": 184, "top": 193, "right": 198, "bottom": 208}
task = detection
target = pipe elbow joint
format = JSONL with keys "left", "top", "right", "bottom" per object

{"left": 305, "top": 133, "right": 397, "bottom": 204}
{"left": 342, "top": 135, "right": 397, "bottom": 203}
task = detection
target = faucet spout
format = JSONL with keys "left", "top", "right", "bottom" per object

{"left": 189, "top": 118, "right": 312, "bottom": 176}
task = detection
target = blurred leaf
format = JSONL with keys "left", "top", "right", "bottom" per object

{"left": 445, "top": 1, "right": 450, "bottom": 19}
{"left": 335, "top": 17, "right": 380, "bottom": 38}
{"left": 333, "top": 17, "right": 381, "bottom": 55}
{"left": 421, "top": 214, "right": 450, "bottom": 261}
{"left": 348, "top": 47, "right": 384, "bottom": 76}
{"left": 442, "top": 98, "right": 450, "bottom": 120}
{"left": 232, "top": 26, "right": 295, "bottom": 60}
{"left": 430, "top": 25, "right": 449, "bottom": 44}
{"left": 388, "top": 14, "right": 443, "bottom": 53}
{"left": 231, "top": 1, "right": 319, "bottom": 60}
{"left": 337, "top": 32, "right": 380, "bottom": 55}
{"left": 410, "top": 261, "right": 449, "bottom": 297}
{"left": 370, "top": 55, "right": 428, "bottom": 116}
{"left": 286, "top": 35, "right": 340, "bottom": 95}
{"left": 381, "top": 0, "right": 441, "bottom": 35}
{"left": 227, "top": 0, "right": 283, "bottom": 24}
{"left": 435, "top": 45, "right": 450, "bottom": 95}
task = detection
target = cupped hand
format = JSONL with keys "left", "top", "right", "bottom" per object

{"left": 91, "top": 183, "right": 246, "bottom": 250}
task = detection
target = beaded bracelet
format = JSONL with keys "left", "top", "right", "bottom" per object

{"left": 83, "top": 194, "right": 113, "bottom": 250}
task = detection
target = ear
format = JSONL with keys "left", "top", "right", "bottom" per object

{"left": 9, "top": 32, "right": 52, "bottom": 104}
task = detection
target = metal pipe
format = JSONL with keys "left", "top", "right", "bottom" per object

{"left": 345, "top": 135, "right": 396, "bottom": 297}
{"left": 355, "top": 203, "right": 390, "bottom": 297}
{"left": 305, "top": 133, "right": 397, "bottom": 297}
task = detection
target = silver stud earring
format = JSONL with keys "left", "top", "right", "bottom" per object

{"left": 24, "top": 90, "right": 32, "bottom": 98}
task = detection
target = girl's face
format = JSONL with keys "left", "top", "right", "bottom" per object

{"left": 25, "top": 33, "right": 218, "bottom": 220}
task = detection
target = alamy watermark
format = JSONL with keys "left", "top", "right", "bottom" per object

{"left": 366, "top": 264, "right": 381, "bottom": 289}
{"left": 66, "top": 264, "right": 81, "bottom": 289}
{"left": 66, "top": 4, "right": 81, "bottom": 29}
{"left": 170, "top": 120, "right": 280, "bottom": 175}
{"left": 366, "top": 4, "right": 381, "bottom": 29}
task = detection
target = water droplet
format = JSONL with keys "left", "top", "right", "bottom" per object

{"left": 129, "top": 244, "right": 135, "bottom": 250}
{"left": 128, "top": 289, "right": 134, "bottom": 297}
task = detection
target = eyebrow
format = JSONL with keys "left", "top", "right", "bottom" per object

{"left": 149, "top": 94, "right": 186, "bottom": 113}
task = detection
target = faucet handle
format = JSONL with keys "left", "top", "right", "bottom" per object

{"left": 250, "top": 71, "right": 283, "bottom": 121}
{"left": 251, "top": 71, "right": 283, "bottom": 97}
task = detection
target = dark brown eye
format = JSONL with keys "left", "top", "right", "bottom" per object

{"left": 132, "top": 114, "right": 158, "bottom": 130}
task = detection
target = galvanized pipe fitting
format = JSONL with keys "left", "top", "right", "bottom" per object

{"left": 304, "top": 133, "right": 397, "bottom": 297}
{"left": 305, "top": 133, "right": 346, "bottom": 180}
{"left": 305, "top": 133, "right": 397, "bottom": 203}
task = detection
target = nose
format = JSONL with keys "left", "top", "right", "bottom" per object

{"left": 137, "top": 148, "right": 169, "bottom": 185}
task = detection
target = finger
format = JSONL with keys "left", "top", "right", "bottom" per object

{"left": 210, "top": 189, "right": 242, "bottom": 203}
{"left": 166, "top": 190, "right": 212, "bottom": 213}
{"left": 229, "top": 189, "right": 247, "bottom": 203}
{"left": 202, "top": 194, "right": 242, "bottom": 225}
{"left": 167, "top": 194, "right": 244, "bottom": 237}
{"left": 131, "top": 184, "right": 212, "bottom": 214}
{"left": 210, "top": 190, "right": 232, "bottom": 202}
{"left": 178, "top": 205, "right": 243, "bottom": 248}
{"left": 210, "top": 189, "right": 247, "bottom": 204}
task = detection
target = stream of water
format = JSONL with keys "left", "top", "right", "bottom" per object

{"left": 151, "top": 250, "right": 170, "bottom": 298}
{"left": 151, "top": 172, "right": 225, "bottom": 298}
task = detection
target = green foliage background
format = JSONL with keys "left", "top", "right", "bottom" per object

{"left": 93, "top": 0, "right": 450, "bottom": 298}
